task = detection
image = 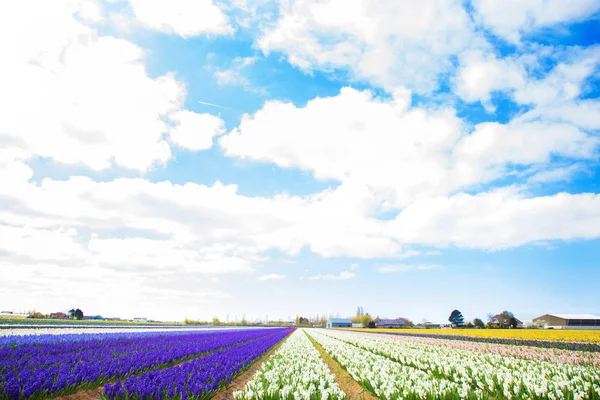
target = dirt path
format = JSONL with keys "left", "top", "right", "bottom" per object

{"left": 306, "top": 331, "right": 378, "bottom": 400}
{"left": 212, "top": 333, "right": 291, "bottom": 400}
{"left": 54, "top": 387, "right": 103, "bottom": 400}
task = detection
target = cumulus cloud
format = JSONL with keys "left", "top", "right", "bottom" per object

{"left": 472, "top": 0, "right": 600, "bottom": 43}
{"left": 168, "top": 111, "right": 226, "bottom": 151}
{"left": 454, "top": 51, "right": 526, "bottom": 106}
{"left": 0, "top": 0, "right": 228, "bottom": 173}
{"left": 258, "top": 0, "right": 482, "bottom": 93}
{"left": 391, "top": 187, "right": 600, "bottom": 249}
{"left": 128, "top": 0, "right": 234, "bottom": 37}
{"left": 0, "top": 0, "right": 228, "bottom": 172}
{"left": 221, "top": 87, "right": 598, "bottom": 208}
{"left": 308, "top": 271, "right": 356, "bottom": 281}
{"left": 456, "top": 46, "right": 600, "bottom": 110}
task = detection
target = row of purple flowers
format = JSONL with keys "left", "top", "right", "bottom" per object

{"left": 104, "top": 328, "right": 294, "bottom": 399}
{"left": 365, "top": 331, "right": 600, "bottom": 352}
{"left": 0, "top": 329, "right": 239, "bottom": 348}
{"left": 0, "top": 328, "right": 288, "bottom": 399}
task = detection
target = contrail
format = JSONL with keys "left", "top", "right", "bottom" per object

{"left": 198, "top": 100, "right": 226, "bottom": 109}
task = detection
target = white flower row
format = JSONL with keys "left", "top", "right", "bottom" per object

{"left": 306, "top": 329, "right": 473, "bottom": 399}
{"left": 234, "top": 329, "right": 347, "bottom": 400}
{"left": 321, "top": 329, "right": 600, "bottom": 400}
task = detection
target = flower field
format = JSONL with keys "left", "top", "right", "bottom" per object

{"left": 2, "top": 326, "right": 600, "bottom": 399}
{"left": 309, "top": 329, "right": 600, "bottom": 399}
{"left": 0, "top": 327, "right": 247, "bottom": 347}
{"left": 347, "top": 328, "right": 600, "bottom": 344}
{"left": 0, "top": 327, "right": 292, "bottom": 399}
{"left": 234, "top": 329, "right": 346, "bottom": 400}
{"left": 104, "top": 329, "right": 292, "bottom": 399}
{"left": 356, "top": 331, "right": 600, "bottom": 368}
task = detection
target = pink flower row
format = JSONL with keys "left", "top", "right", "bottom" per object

{"left": 365, "top": 332, "right": 600, "bottom": 368}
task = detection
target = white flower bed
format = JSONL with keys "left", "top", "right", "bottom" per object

{"left": 306, "top": 329, "right": 472, "bottom": 399}
{"left": 234, "top": 329, "right": 347, "bottom": 400}
{"left": 321, "top": 329, "right": 600, "bottom": 400}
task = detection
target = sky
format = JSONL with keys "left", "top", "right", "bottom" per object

{"left": 1, "top": 0, "right": 599, "bottom": 324}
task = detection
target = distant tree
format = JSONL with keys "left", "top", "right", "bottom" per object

{"left": 448, "top": 310, "right": 465, "bottom": 327}
{"left": 494, "top": 311, "right": 519, "bottom": 328}
{"left": 396, "top": 317, "right": 413, "bottom": 327}
{"left": 368, "top": 321, "right": 376, "bottom": 328}
{"left": 212, "top": 317, "right": 221, "bottom": 325}
{"left": 473, "top": 318, "right": 485, "bottom": 329}
{"left": 532, "top": 319, "right": 547, "bottom": 329}
{"left": 75, "top": 309, "right": 84, "bottom": 320}
{"left": 241, "top": 314, "right": 247, "bottom": 326}
{"left": 68, "top": 309, "right": 76, "bottom": 319}
{"left": 361, "top": 314, "right": 372, "bottom": 328}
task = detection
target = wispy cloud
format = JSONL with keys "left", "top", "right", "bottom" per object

{"left": 258, "top": 273, "right": 286, "bottom": 281}
{"left": 308, "top": 271, "right": 356, "bottom": 281}
{"left": 377, "top": 264, "right": 441, "bottom": 273}
{"left": 198, "top": 100, "right": 226, "bottom": 108}
{"left": 214, "top": 57, "right": 266, "bottom": 95}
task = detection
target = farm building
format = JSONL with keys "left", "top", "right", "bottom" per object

{"left": 533, "top": 314, "right": 600, "bottom": 329}
{"left": 326, "top": 318, "right": 352, "bottom": 328}
{"left": 376, "top": 319, "right": 406, "bottom": 328}
{"left": 0, "top": 311, "right": 31, "bottom": 319}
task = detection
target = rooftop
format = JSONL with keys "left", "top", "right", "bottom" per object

{"left": 547, "top": 313, "right": 600, "bottom": 320}
{"left": 328, "top": 318, "right": 352, "bottom": 323}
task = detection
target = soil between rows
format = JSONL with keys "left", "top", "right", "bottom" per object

{"left": 305, "top": 331, "right": 378, "bottom": 400}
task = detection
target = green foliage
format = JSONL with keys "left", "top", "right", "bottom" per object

{"left": 473, "top": 318, "right": 485, "bottom": 329}
{"left": 360, "top": 314, "right": 372, "bottom": 328}
{"left": 448, "top": 309, "right": 465, "bottom": 326}
{"left": 212, "top": 317, "right": 221, "bottom": 325}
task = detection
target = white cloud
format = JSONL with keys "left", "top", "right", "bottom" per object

{"left": 377, "top": 264, "right": 441, "bottom": 273}
{"left": 456, "top": 46, "right": 600, "bottom": 111}
{"left": 0, "top": 0, "right": 199, "bottom": 172}
{"left": 221, "top": 87, "right": 598, "bottom": 208}
{"left": 513, "top": 47, "right": 600, "bottom": 106}
{"left": 308, "top": 271, "right": 356, "bottom": 281}
{"left": 214, "top": 56, "right": 266, "bottom": 95}
{"left": 258, "top": 0, "right": 482, "bottom": 93}
{"left": 454, "top": 52, "right": 526, "bottom": 106}
{"left": 472, "top": 0, "right": 600, "bottom": 43}
{"left": 392, "top": 187, "right": 600, "bottom": 249}
{"left": 258, "top": 273, "right": 286, "bottom": 281}
{"left": 128, "top": 0, "right": 234, "bottom": 37}
{"left": 168, "top": 110, "right": 226, "bottom": 151}
{"left": 528, "top": 164, "right": 584, "bottom": 183}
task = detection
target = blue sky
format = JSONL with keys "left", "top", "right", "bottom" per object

{"left": 1, "top": 0, "right": 599, "bottom": 324}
